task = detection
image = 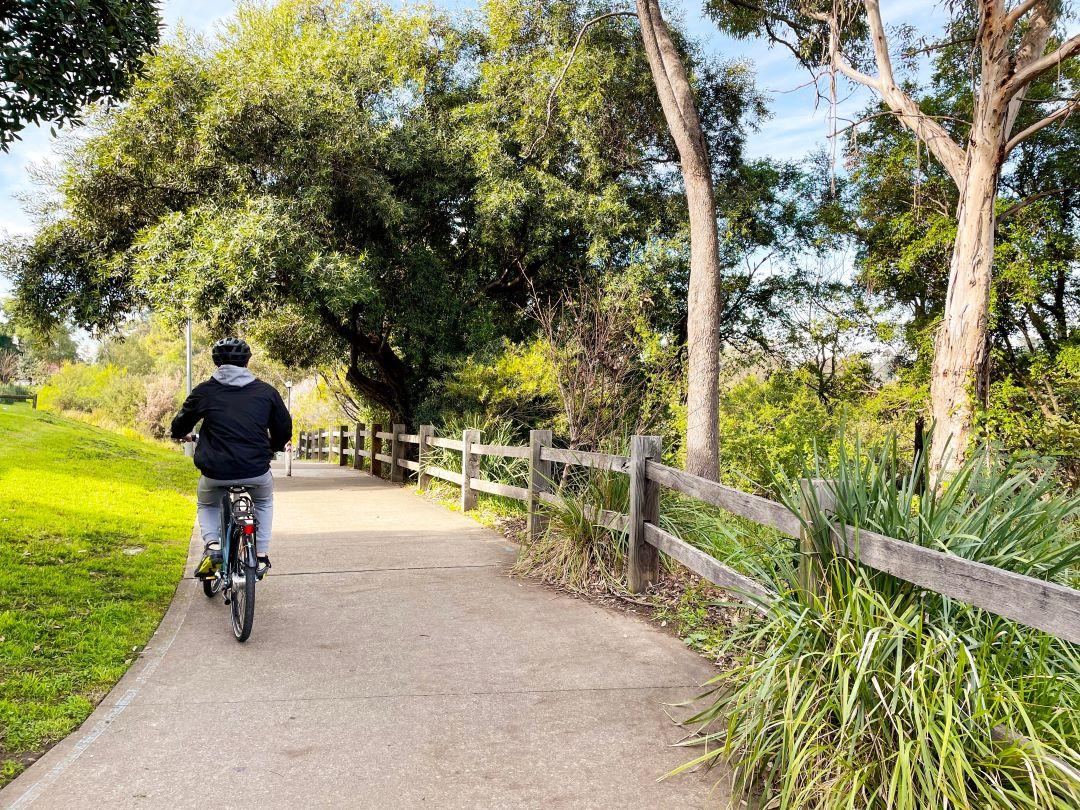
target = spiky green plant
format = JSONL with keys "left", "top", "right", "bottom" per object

{"left": 512, "top": 476, "right": 628, "bottom": 592}
{"left": 676, "top": 437, "right": 1080, "bottom": 809}
{"left": 424, "top": 414, "right": 529, "bottom": 486}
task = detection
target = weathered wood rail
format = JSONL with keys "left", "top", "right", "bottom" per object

{"left": 0, "top": 392, "right": 37, "bottom": 408}
{"left": 296, "top": 424, "right": 1080, "bottom": 644}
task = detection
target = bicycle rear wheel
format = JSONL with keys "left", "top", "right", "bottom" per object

{"left": 230, "top": 544, "right": 256, "bottom": 642}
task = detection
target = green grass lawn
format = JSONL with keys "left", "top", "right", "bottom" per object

{"left": 0, "top": 406, "right": 197, "bottom": 786}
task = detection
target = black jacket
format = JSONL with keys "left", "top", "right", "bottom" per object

{"left": 170, "top": 372, "right": 292, "bottom": 480}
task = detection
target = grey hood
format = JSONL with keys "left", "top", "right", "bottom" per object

{"left": 212, "top": 364, "right": 256, "bottom": 387}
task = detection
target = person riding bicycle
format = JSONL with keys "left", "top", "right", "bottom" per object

{"left": 171, "top": 337, "right": 292, "bottom": 577}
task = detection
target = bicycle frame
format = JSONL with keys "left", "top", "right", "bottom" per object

{"left": 219, "top": 488, "right": 257, "bottom": 590}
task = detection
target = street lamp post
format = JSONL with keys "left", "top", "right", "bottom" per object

{"left": 285, "top": 381, "right": 293, "bottom": 477}
{"left": 183, "top": 318, "right": 195, "bottom": 457}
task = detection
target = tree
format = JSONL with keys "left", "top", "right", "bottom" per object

{"left": 633, "top": 0, "right": 724, "bottom": 479}
{"left": 6, "top": 0, "right": 771, "bottom": 431}
{"left": 823, "top": 16, "right": 1080, "bottom": 476}
{"left": 708, "top": 0, "right": 1079, "bottom": 475}
{"left": 0, "top": 0, "right": 160, "bottom": 148}
{"left": 525, "top": 1, "right": 799, "bottom": 479}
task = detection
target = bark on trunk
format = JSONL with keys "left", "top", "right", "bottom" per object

{"left": 928, "top": 147, "right": 999, "bottom": 476}
{"left": 929, "top": 8, "right": 1009, "bottom": 477}
{"left": 635, "top": 0, "right": 722, "bottom": 480}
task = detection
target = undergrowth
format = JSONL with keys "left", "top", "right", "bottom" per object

{"left": 677, "top": 438, "right": 1080, "bottom": 809}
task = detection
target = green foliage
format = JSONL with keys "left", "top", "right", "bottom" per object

{"left": 715, "top": 368, "right": 835, "bottom": 488}
{"left": 0, "top": 0, "right": 159, "bottom": 147}
{"left": 5, "top": 0, "right": 783, "bottom": 424}
{"left": 679, "top": 436, "right": 1080, "bottom": 809}
{"left": 38, "top": 362, "right": 144, "bottom": 427}
{"left": 0, "top": 408, "right": 196, "bottom": 785}
{"left": 435, "top": 339, "right": 559, "bottom": 429}
{"left": 981, "top": 340, "right": 1080, "bottom": 485}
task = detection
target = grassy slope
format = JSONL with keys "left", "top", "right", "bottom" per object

{"left": 0, "top": 406, "right": 197, "bottom": 785}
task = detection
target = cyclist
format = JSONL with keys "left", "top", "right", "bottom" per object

{"left": 171, "top": 337, "right": 292, "bottom": 577}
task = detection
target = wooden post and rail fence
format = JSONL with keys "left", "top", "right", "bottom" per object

{"left": 0, "top": 393, "right": 37, "bottom": 408}
{"left": 294, "top": 423, "right": 1080, "bottom": 646}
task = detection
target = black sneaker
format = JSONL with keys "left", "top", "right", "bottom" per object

{"left": 256, "top": 555, "right": 271, "bottom": 580}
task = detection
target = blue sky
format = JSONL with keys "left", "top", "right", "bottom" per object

{"left": 0, "top": 0, "right": 948, "bottom": 245}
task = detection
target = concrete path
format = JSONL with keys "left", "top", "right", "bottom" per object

{"left": 2, "top": 462, "right": 727, "bottom": 809}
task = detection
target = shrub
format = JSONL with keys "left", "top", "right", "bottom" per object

{"left": 677, "top": 437, "right": 1080, "bottom": 809}
{"left": 38, "top": 363, "right": 146, "bottom": 427}
{"left": 138, "top": 372, "right": 182, "bottom": 439}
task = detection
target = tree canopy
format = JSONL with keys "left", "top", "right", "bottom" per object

{"left": 5, "top": 0, "right": 789, "bottom": 424}
{"left": 0, "top": 0, "right": 160, "bottom": 147}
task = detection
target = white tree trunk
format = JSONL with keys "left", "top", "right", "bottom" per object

{"left": 928, "top": 147, "right": 1000, "bottom": 476}
{"left": 635, "top": 0, "right": 722, "bottom": 480}
{"left": 928, "top": 9, "right": 1010, "bottom": 478}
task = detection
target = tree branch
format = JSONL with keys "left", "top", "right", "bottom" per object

{"left": 1004, "top": 34, "right": 1080, "bottom": 99}
{"left": 522, "top": 10, "right": 637, "bottom": 158}
{"left": 1005, "top": 95, "right": 1079, "bottom": 152}
{"left": 1005, "top": 0, "right": 1042, "bottom": 30}
{"left": 997, "top": 188, "right": 1062, "bottom": 220}
{"left": 1004, "top": 2, "right": 1055, "bottom": 137}
{"left": 902, "top": 36, "right": 975, "bottom": 59}
{"left": 814, "top": 1, "right": 967, "bottom": 183}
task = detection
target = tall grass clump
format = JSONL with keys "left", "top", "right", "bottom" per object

{"left": 424, "top": 414, "right": 528, "bottom": 486}
{"left": 514, "top": 457, "right": 765, "bottom": 594}
{"left": 677, "top": 437, "right": 1080, "bottom": 809}
{"left": 512, "top": 469, "right": 629, "bottom": 592}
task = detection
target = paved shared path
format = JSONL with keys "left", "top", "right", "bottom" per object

{"left": 3, "top": 462, "right": 726, "bottom": 809}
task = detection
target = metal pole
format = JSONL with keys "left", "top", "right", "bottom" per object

{"left": 183, "top": 319, "right": 195, "bottom": 457}
{"left": 285, "top": 381, "right": 293, "bottom": 477}
{"left": 185, "top": 318, "right": 193, "bottom": 395}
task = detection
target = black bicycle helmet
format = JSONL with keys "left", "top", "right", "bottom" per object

{"left": 211, "top": 337, "right": 252, "bottom": 367}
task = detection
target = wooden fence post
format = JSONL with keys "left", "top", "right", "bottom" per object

{"left": 298, "top": 430, "right": 305, "bottom": 459}
{"left": 528, "top": 429, "right": 553, "bottom": 541}
{"left": 370, "top": 423, "right": 383, "bottom": 478}
{"left": 797, "top": 478, "right": 834, "bottom": 602}
{"left": 339, "top": 424, "right": 349, "bottom": 467}
{"left": 353, "top": 422, "right": 365, "bottom": 471}
{"left": 390, "top": 423, "right": 405, "bottom": 483}
{"left": 418, "top": 424, "right": 434, "bottom": 490}
{"left": 460, "top": 428, "right": 480, "bottom": 511}
{"left": 628, "top": 435, "right": 662, "bottom": 593}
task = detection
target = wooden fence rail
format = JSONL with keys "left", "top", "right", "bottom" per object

{"left": 293, "top": 423, "right": 1080, "bottom": 644}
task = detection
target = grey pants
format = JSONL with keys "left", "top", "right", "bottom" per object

{"left": 197, "top": 471, "right": 274, "bottom": 554}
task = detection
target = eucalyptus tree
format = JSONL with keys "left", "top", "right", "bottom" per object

{"left": 500, "top": 0, "right": 809, "bottom": 478}
{"left": 707, "top": 0, "right": 1080, "bottom": 475}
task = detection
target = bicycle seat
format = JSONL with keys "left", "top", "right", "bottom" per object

{"left": 227, "top": 486, "right": 249, "bottom": 493}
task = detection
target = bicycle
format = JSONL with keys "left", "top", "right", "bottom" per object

{"left": 185, "top": 433, "right": 261, "bottom": 642}
{"left": 198, "top": 486, "right": 259, "bottom": 641}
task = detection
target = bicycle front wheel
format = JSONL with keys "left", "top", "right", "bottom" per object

{"left": 230, "top": 557, "right": 256, "bottom": 642}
